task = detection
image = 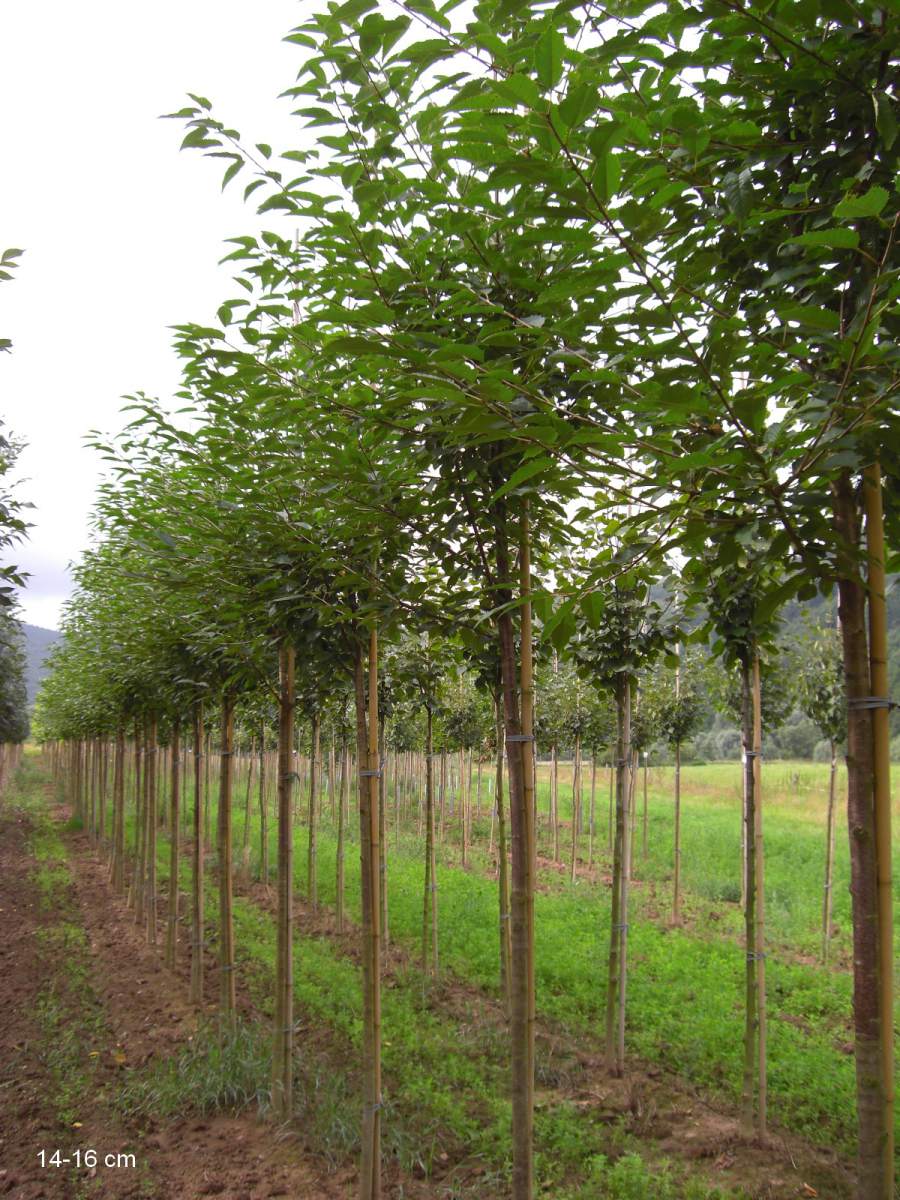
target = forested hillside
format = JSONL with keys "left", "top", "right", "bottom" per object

{"left": 22, "top": 623, "right": 58, "bottom": 707}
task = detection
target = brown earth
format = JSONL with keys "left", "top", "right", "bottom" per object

{"left": 0, "top": 795, "right": 341, "bottom": 1200}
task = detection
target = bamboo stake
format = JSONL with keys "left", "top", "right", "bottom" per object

{"left": 864, "top": 461, "right": 894, "bottom": 1196}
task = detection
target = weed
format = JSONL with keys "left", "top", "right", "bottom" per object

{"left": 116, "top": 1020, "right": 272, "bottom": 1120}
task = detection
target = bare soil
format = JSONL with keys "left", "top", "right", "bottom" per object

{"left": 0, "top": 795, "right": 340, "bottom": 1200}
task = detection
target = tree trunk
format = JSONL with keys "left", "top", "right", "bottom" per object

{"left": 112, "top": 727, "right": 125, "bottom": 895}
{"left": 495, "top": 698, "right": 511, "bottom": 1016}
{"left": 145, "top": 716, "right": 158, "bottom": 947}
{"left": 607, "top": 757, "right": 614, "bottom": 850}
{"left": 752, "top": 652, "right": 767, "bottom": 1138}
{"left": 308, "top": 713, "right": 320, "bottom": 912}
{"left": 204, "top": 731, "right": 212, "bottom": 853}
{"left": 218, "top": 695, "right": 236, "bottom": 1022}
{"left": 551, "top": 743, "right": 559, "bottom": 862}
{"left": 570, "top": 732, "right": 582, "bottom": 883}
{"left": 617, "top": 687, "right": 632, "bottom": 1075}
{"left": 605, "top": 674, "right": 630, "bottom": 1074}
{"left": 672, "top": 738, "right": 682, "bottom": 923}
{"left": 240, "top": 737, "right": 255, "bottom": 885}
{"left": 423, "top": 706, "right": 438, "bottom": 978}
{"left": 259, "top": 728, "right": 268, "bottom": 885}
{"left": 864, "top": 461, "right": 894, "bottom": 1197}
{"left": 337, "top": 741, "right": 348, "bottom": 933}
{"left": 165, "top": 717, "right": 181, "bottom": 970}
{"left": 642, "top": 754, "right": 648, "bottom": 859}
{"left": 495, "top": 499, "right": 535, "bottom": 1200}
{"left": 272, "top": 643, "right": 296, "bottom": 1118}
{"left": 588, "top": 751, "right": 597, "bottom": 869}
{"left": 355, "top": 629, "right": 382, "bottom": 1200}
{"left": 823, "top": 741, "right": 837, "bottom": 964}
{"left": 190, "top": 703, "right": 205, "bottom": 1006}
{"left": 739, "top": 657, "right": 763, "bottom": 1132}
{"left": 129, "top": 726, "right": 144, "bottom": 915}
{"left": 834, "top": 473, "right": 884, "bottom": 1200}
{"left": 379, "top": 721, "right": 389, "bottom": 949}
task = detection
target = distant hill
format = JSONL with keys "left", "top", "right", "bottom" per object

{"left": 22, "top": 623, "right": 58, "bottom": 707}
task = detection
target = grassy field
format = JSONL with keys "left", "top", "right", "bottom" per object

{"left": 103, "top": 750, "right": 899, "bottom": 1192}
{"left": 531, "top": 757, "right": 900, "bottom": 963}
{"left": 202, "top": 755, "right": 899, "bottom": 1164}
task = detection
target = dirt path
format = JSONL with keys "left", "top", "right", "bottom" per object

{"left": 0, "top": 782, "right": 340, "bottom": 1200}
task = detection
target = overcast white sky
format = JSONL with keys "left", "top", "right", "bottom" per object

{"left": 1, "top": 1, "right": 309, "bottom": 629}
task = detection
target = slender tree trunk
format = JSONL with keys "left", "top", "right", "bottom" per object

{"left": 259, "top": 728, "right": 268, "bottom": 885}
{"left": 272, "top": 643, "right": 296, "bottom": 1118}
{"left": 752, "top": 652, "right": 767, "bottom": 1138}
{"left": 495, "top": 500, "right": 535, "bottom": 1200}
{"left": 864, "top": 461, "right": 894, "bottom": 1198}
{"left": 190, "top": 703, "right": 205, "bottom": 1006}
{"left": 495, "top": 698, "right": 511, "bottom": 1016}
{"left": 740, "top": 659, "right": 759, "bottom": 1135}
{"left": 355, "top": 628, "right": 382, "bottom": 1200}
{"left": 551, "top": 743, "right": 559, "bottom": 862}
{"left": 308, "top": 713, "right": 320, "bottom": 912}
{"left": 588, "top": 751, "right": 597, "bottom": 869}
{"left": 165, "top": 717, "right": 181, "bottom": 970}
{"left": 460, "top": 747, "right": 468, "bottom": 868}
{"left": 129, "top": 726, "right": 144, "bottom": 916}
{"left": 617, "top": 688, "right": 632, "bottom": 1075}
{"left": 112, "top": 727, "right": 125, "bottom": 894}
{"left": 822, "top": 741, "right": 838, "bottom": 964}
{"left": 642, "top": 754, "right": 648, "bottom": 859}
{"left": 439, "top": 750, "right": 446, "bottom": 844}
{"left": 607, "top": 756, "right": 614, "bottom": 850}
{"left": 145, "top": 716, "right": 158, "bottom": 947}
{"left": 99, "top": 738, "right": 108, "bottom": 848}
{"left": 337, "top": 741, "right": 348, "bottom": 933}
{"left": 834, "top": 473, "right": 884, "bottom": 1200}
{"left": 330, "top": 733, "right": 337, "bottom": 826}
{"left": 240, "top": 737, "right": 254, "bottom": 885}
{"left": 423, "top": 706, "right": 438, "bottom": 978}
{"left": 379, "top": 722, "right": 388, "bottom": 949}
{"left": 605, "top": 674, "right": 630, "bottom": 1074}
{"left": 218, "top": 695, "right": 236, "bottom": 1023}
{"left": 570, "top": 732, "right": 582, "bottom": 883}
{"left": 673, "top": 739, "right": 682, "bottom": 924}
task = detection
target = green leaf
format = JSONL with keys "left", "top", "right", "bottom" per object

{"left": 492, "top": 457, "right": 552, "bottom": 500}
{"left": 591, "top": 151, "right": 621, "bottom": 204}
{"left": 535, "top": 27, "right": 564, "bottom": 90}
{"left": 874, "top": 92, "right": 897, "bottom": 151}
{"left": 778, "top": 304, "right": 840, "bottom": 331}
{"left": 579, "top": 591, "right": 604, "bottom": 630}
{"left": 221, "top": 159, "right": 243, "bottom": 190}
{"left": 495, "top": 73, "right": 541, "bottom": 110}
{"left": 834, "top": 186, "right": 889, "bottom": 219}
{"left": 784, "top": 227, "right": 859, "bottom": 250}
{"left": 721, "top": 168, "right": 754, "bottom": 220}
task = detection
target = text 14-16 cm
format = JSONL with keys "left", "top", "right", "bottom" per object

{"left": 38, "top": 1150, "right": 136, "bottom": 1169}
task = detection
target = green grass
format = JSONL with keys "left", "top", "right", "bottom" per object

{"left": 116, "top": 1020, "right": 272, "bottom": 1121}
{"left": 106, "top": 752, "right": 896, "bottom": 1192}
{"left": 135, "top": 794, "right": 733, "bottom": 1196}
{"left": 213, "top": 757, "right": 897, "bottom": 1164}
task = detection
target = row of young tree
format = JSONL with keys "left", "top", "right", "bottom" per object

{"left": 30, "top": 3, "right": 897, "bottom": 1198}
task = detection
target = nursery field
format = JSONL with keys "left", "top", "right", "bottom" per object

{"left": 6, "top": 745, "right": 892, "bottom": 1199}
